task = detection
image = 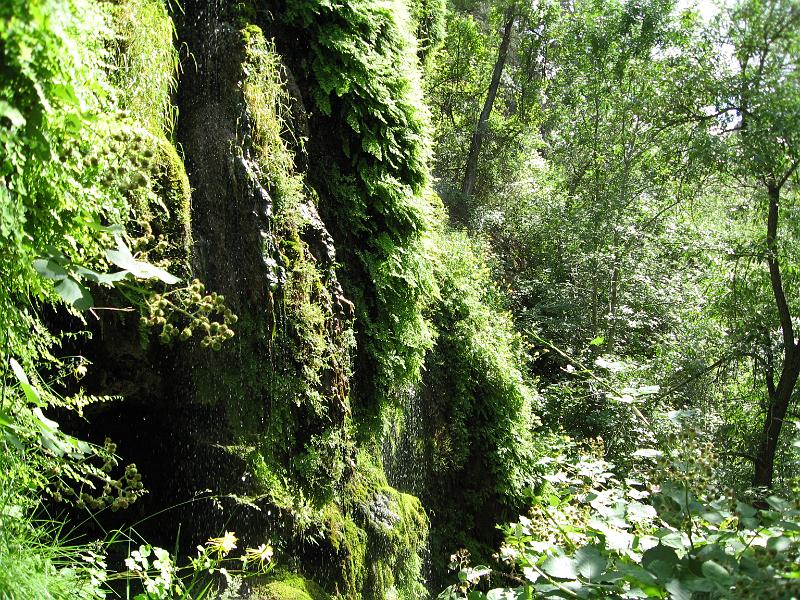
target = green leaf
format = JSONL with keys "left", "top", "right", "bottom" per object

{"left": 33, "top": 407, "right": 59, "bottom": 432}
{"left": 0, "top": 410, "right": 13, "bottom": 429}
{"left": 9, "top": 358, "right": 43, "bottom": 406}
{"left": 74, "top": 265, "right": 129, "bottom": 284}
{"left": 541, "top": 555, "right": 578, "bottom": 580}
{"left": 437, "top": 586, "right": 461, "bottom": 600}
{"left": 700, "top": 560, "right": 730, "bottom": 581}
{"left": 33, "top": 258, "right": 68, "bottom": 281}
{"left": 642, "top": 545, "right": 678, "bottom": 581}
{"left": 665, "top": 578, "right": 692, "bottom": 600}
{"left": 766, "top": 496, "right": 791, "bottom": 512}
{"left": 54, "top": 276, "right": 94, "bottom": 310}
{"left": 589, "top": 336, "right": 605, "bottom": 346}
{"left": 659, "top": 532, "right": 687, "bottom": 550}
{"left": 9, "top": 358, "right": 30, "bottom": 386}
{"left": 637, "top": 385, "right": 660, "bottom": 395}
{"left": 627, "top": 501, "right": 657, "bottom": 523}
{"left": 106, "top": 236, "right": 179, "bottom": 284}
{"left": 3, "top": 430, "right": 23, "bottom": 451}
{"left": 463, "top": 566, "right": 491, "bottom": 582}
{"left": 574, "top": 546, "right": 607, "bottom": 581}
{"left": 614, "top": 562, "right": 658, "bottom": 586}
{"left": 522, "top": 566, "right": 538, "bottom": 582}
{"left": 683, "top": 576, "right": 715, "bottom": 593}
{"left": 767, "top": 536, "right": 791, "bottom": 552}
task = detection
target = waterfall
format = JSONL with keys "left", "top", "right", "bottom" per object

{"left": 383, "top": 384, "right": 433, "bottom": 593}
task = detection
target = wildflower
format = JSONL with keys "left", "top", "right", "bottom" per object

{"left": 124, "top": 557, "right": 140, "bottom": 572}
{"left": 125, "top": 546, "right": 150, "bottom": 571}
{"left": 206, "top": 531, "right": 237, "bottom": 556}
{"left": 153, "top": 547, "right": 174, "bottom": 580}
{"left": 245, "top": 543, "right": 274, "bottom": 565}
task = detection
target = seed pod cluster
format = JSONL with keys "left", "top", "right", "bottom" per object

{"left": 140, "top": 278, "right": 237, "bottom": 350}
{"left": 92, "top": 126, "right": 154, "bottom": 193}
{"left": 48, "top": 438, "right": 145, "bottom": 511}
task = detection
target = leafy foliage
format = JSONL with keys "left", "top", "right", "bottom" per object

{"left": 0, "top": 354, "right": 141, "bottom": 599}
{"left": 0, "top": 0, "right": 127, "bottom": 361}
{"left": 283, "top": 0, "right": 438, "bottom": 410}
{"left": 387, "top": 229, "right": 542, "bottom": 587}
{"left": 441, "top": 431, "right": 800, "bottom": 599}
{"left": 114, "top": 531, "right": 274, "bottom": 599}
{"left": 107, "top": 0, "right": 179, "bottom": 136}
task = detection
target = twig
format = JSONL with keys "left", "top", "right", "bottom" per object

{"left": 529, "top": 563, "right": 580, "bottom": 597}
{"left": 1, "top": 327, "right": 8, "bottom": 412}
{"left": 88, "top": 306, "right": 136, "bottom": 320}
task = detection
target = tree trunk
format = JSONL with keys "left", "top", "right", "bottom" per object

{"left": 606, "top": 260, "right": 620, "bottom": 352}
{"left": 461, "top": 7, "right": 515, "bottom": 198}
{"left": 752, "top": 182, "right": 800, "bottom": 488}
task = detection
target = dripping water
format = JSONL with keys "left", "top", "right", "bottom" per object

{"left": 383, "top": 384, "right": 433, "bottom": 592}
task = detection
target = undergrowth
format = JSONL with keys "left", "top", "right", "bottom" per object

{"left": 420, "top": 229, "right": 541, "bottom": 585}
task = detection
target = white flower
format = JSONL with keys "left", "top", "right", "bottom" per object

{"left": 206, "top": 531, "right": 237, "bottom": 555}
{"left": 124, "top": 557, "right": 140, "bottom": 572}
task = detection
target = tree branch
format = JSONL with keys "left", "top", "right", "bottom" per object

{"left": 766, "top": 182, "right": 795, "bottom": 351}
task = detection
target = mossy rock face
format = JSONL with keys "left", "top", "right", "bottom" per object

{"left": 313, "top": 457, "right": 428, "bottom": 600}
{"left": 360, "top": 487, "right": 428, "bottom": 600}
{"left": 150, "top": 135, "right": 192, "bottom": 256}
{"left": 128, "top": 133, "right": 193, "bottom": 277}
{"left": 249, "top": 573, "right": 331, "bottom": 600}
{"left": 320, "top": 504, "right": 368, "bottom": 597}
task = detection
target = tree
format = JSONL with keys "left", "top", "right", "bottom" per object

{"left": 426, "top": 0, "right": 556, "bottom": 214}
{"left": 461, "top": 4, "right": 516, "bottom": 198}
{"left": 712, "top": 0, "right": 800, "bottom": 488}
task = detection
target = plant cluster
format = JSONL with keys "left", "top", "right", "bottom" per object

{"left": 0, "top": 0, "right": 238, "bottom": 598}
{"left": 412, "top": 229, "right": 541, "bottom": 587}
{"left": 440, "top": 432, "right": 800, "bottom": 599}
{"left": 116, "top": 531, "right": 274, "bottom": 600}
{"left": 140, "top": 279, "right": 238, "bottom": 349}
{"left": 106, "top": 0, "right": 179, "bottom": 136}
{"left": 202, "top": 22, "right": 357, "bottom": 511}
{"left": 0, "top": 0, "right": 125, "bottom": 360}
{"left": 1, "top": 357, "right": 145, "bottom": 510}
{"left": 282, "top": 0, "right": 439, "bottom": 408}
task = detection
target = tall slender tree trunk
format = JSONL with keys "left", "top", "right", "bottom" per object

{"left": 606, "top": 261, "right": 620, "bottom": 352}
{"left": 461, "top": 7, "right": 515, "bottom": 198}
{"left": 753, "top": 182, "right": 800, "bottom": 488}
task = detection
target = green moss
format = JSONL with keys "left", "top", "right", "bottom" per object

{"left": 419, "top": 230, "right": 540, "bottom": 586}
{"left": 181, "top": 23, "right": 356, "bottom": 529}
{"left": 120, "top": 131, "right": 192, "bottom": 281}
{"left": 107, "top": 0, "right": 191, "bottom": 275}
{"left": 151, "top": 135, "right": 191, "bottom": 261}
{"left": 250, "top": 573, "right": 331, "bottom": 600}
{"left": 228, "top": 23, "right": 356, "bottom": 506}
{"left": 106, "top": 0, "right": 178, "bottom": 135}
{"left": 324, "top": 454, "right": 429, "bottom": 600}
{"left": 240, "top": 25, "right": 300, "bottom": 210}
{"left": 322, "top": 505, "right": 368, "bottom": 597}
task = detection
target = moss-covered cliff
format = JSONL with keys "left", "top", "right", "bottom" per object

{"left": 0, "top": 0, "right": 538, "bottom": 597}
